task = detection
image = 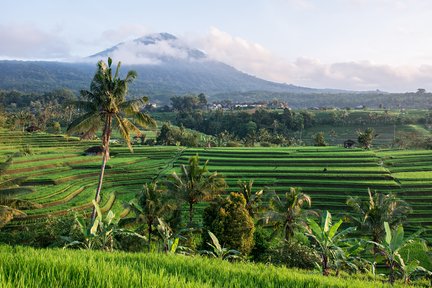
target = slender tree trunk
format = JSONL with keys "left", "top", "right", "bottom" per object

{"left": 148, "top": 219, "right": 152, "bottom": 252}
{"left": 189, "top": 202, "right": 194, "bottom": 226}
{"left": 90, "top": 115, "right": 112, "bottom": 223}
{"left": 322, "top": 254, "right": 330, "bottom": 276}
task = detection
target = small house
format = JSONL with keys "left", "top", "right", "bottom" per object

{"left": 344, "top": 139, "right": 356, "bottom": 148}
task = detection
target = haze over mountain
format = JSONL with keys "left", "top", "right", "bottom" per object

{"left": 0, "top": 32, "right": 368, "bottom": 105}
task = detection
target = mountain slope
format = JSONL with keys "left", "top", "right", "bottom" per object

{"left": 0, "top": 32, "right": 355, "bottom": 104}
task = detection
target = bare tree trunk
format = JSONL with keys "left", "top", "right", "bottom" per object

{"left": 90, "top": 115, "right": 112, "bottom": 223}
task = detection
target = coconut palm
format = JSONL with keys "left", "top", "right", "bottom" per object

{"left": 237, "top": 180, "right": 263, "bottom": 218}
{"left": 346, "top": 189, "right": 412, "bottom": 252}
{"left": 128, "top": 181, "right": 175, "bottom": 251}
{"left": 167, "top": 155, "right": 226, "bottom": 226}
{"left": 262, "top": 187, "right": 315, "bottom": 241}
{"left": 67, "top": 57, "right": 156, "bottom": 222}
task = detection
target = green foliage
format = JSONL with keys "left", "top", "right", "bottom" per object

{"left": 262, "top": 187, "right": 314, "bottom": 242}
{"left": 202, "top": 192, "right": 255, "bottom": 255}
{"left": 357, "top": 128, "right": 377, "bottom": 149}
{"left": 313, "top": 131, "right": 327, "bottom": 146}
{"left": 156, "top": 122, "right": 206, "bottom": 147}
{"left": 0, "top": 244, "right": 410, "bottom": 287}
{"left": 372, "top": 222, "right": 429, "bottom": 284}
{"left": 270, "top": 240, "right": 320, "bottom": 269}
{"left": 66, "top": 57, "right": 156, "bottom": 222}
{"left": 346, "top": 189, "right": 412, "bottom": 246}
{"left": 63, "top": 200, "right": 145, "bottom": 251}
{"left": 200, "top": 231, "right": 241, "bottom": 260}
{"left": 127, "top": 181, "right": 175, "bottom": 251}
{"left": 237, "top": 180, "right": 264, "bottom": 218}
{"left": 168, "top": 154, "right": 226, "bottom": 225}
{"left": 307, "top": 211, "right": 357, "bottom": 276}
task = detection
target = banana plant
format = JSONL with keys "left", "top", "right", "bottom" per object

{"left": 371, "top": 222, "right": 426, "bottom": 284}
{"left": 156, "top": 217, "right": 194, "bottom": 255}
{"left": 63, "top": 200, "right": 145, "bottom": 251}
{"left": 306, "top": 211, "right": 356, "bottom": 276}
{"left": 200, "top": 231, "right": 242, "bottom": 261}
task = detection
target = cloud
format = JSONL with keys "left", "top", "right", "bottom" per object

{"left": 101, "top": 25, "right": 152, "bottom": 43}
{"left": 88, "top": 34, "right": 198, "bottom": 65}
{"left": 0, "top": 24, "right": 70, "bottom": 59}
{"left": 191, "top": 27, "right": 432, "bottom": 92}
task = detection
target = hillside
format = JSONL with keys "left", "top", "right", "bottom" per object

{"left": 0, "top": 32, "right": 360, "bottom": 106}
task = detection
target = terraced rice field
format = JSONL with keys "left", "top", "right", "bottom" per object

{"left": 0, "top": 130, "right": 182, "bottom": 226}
{"left": 1, "top": 129, "right": 432, "bottom": 241}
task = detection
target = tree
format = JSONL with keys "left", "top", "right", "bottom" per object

{"left": 168, "top": 155, "right": 226, "bottom": 226}
{"left": 307, "top": 211, "right": 356, "bottom": 276}
{"left": 262, "top": 187, "right": 315, "bottom": 242}
{"left": 313, "top": 132, "right": 327, "bottom": 146}
{"left": 346, "top": 189, "right": 412, "bottom": 253}
{"left": 357, "top": 128, "right": 377, "bottom": 149}
{"left": 67, "top": 57, "right": 156, "bottom": 223}
{"left": 203, "top": 192, "right": 255, "bottom": 255}
{"left": 237, "top": 180, "right": 263, "bottom": 218}
{"left": 128, "top": 181, "right": 174, "bottom": 251}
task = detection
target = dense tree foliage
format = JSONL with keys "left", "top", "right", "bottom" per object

{"left": 203, "top": 192, "right": 255, "bottom": 255}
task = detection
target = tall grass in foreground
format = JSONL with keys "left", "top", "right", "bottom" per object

{"left": 0, "top": 245, "right": 409, "bottom": 288}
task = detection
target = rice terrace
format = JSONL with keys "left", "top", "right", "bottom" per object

{"left": 3, "top": 1, "right": 432, "bottom": 287}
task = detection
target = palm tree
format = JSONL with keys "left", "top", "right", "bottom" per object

{"left": 237, "top": 180, "right": 263, "bottom": 218}
{"left": 307, "top": 211, "right": 357, "bottom": 276}
{"left": 262, "top": 187, "right": 315, "bottom": 242}
{"left": 346, "top": 189, "right": 412, "bottom": 253}
{"left": 128, "top": 181, "right": 174, "bottom": 251}
{"left": 67, "top": 57, "right": 156, "bottom": 222}
{"left": 167, "top": 155, "right": 226, "bottom": 226}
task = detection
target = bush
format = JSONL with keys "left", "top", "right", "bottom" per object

{"left": 202, "top": 193, "right": 255, "bottom": 255}
{"left": 267, "top": 240, "right": 319, "bottom": 269}
{"left": 226, "top": 141, "right": 242, "bottom": 147}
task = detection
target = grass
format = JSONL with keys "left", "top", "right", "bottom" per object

{"left": 0, "top": 245, "right": 410, "bottom": 288}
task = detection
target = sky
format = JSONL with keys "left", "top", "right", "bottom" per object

{"left": 2, "top": 0, "right": 432, "bottom": 92}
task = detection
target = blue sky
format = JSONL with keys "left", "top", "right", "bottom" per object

{"left": 2, "top": 0, "right": 432, "bottom": 92}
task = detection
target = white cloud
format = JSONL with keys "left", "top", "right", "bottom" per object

{"left": 190, "top": 27, "right": 432, "bottom": 92}
{"left": 88, "top": 35, "right": 197, "bottom": 65}
{"left": 0, "top": 24, "right": 70, "bottom": 59}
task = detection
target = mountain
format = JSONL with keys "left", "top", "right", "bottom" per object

{"left": 0, "top": 32, "right": 364, "bottom": 105}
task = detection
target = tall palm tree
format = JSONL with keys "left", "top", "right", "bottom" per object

{"left": 128, "top": 181, "right": 174, "bottom": 251}
{"left": 67, "top": 57, "right": 156, "bottom": 222}
{"left": 262, "top": 187, "right": 315, "bottom": 242}
{"left": 346, "top": 188, "right": 412, "bottom": 253}
{"left": 168, "top": 155, "right": 226, "bottom": 226}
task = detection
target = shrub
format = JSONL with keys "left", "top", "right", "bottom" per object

{"left": 202, "top": 192, "right": 255, "bottom": 255}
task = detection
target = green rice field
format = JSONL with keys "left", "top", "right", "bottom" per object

{"left": 0, "top": 245, "right": 408, "bottom": 287}
{"left": 1, "top": 129, "right": 432, "bottom": 241}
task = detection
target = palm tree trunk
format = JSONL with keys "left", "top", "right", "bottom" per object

{"left": 90, "top": 115, "right": 112, "bottom": 223}
{"left": 189, "top": 202, "right": 194, "bottom": 226}
{"left": 148, "top": 220, "right": 152, "bottom": 252}
{"left": 322, "top": 254, "right": 330, "bottom": 276}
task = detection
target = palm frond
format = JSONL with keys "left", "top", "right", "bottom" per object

{"left": 66, "top": 111, "right": 102, "bottom": 136}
